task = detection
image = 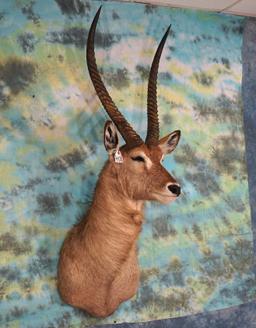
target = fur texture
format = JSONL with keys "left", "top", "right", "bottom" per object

{"left": 57, "top": 123, "right": 180, "bottom": 317}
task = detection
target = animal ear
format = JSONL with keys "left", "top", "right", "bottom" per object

{"left": 158, "top": 130, "right": 181, "bottom": 155}
{"left": 104, "top": 120, "right": 119, "bottom": 153}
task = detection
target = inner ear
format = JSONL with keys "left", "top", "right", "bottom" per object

{"left": 104, "top": 120, "right": 119, "bottom": 153}
{"left": 158, "top": 130, "right": 181, "bottom": 155}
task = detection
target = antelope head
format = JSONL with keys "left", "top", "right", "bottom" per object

{"left": 87, "top": 7, "right": 181, "bottom": 204}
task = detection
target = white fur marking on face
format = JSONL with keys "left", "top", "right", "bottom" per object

{"left": 143, "top": 154, "right": 152, "bottom": 170}
{"left": 132, "top": 152, "right": 152, "bottom": 169}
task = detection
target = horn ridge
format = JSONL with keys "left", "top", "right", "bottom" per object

{"left": 145, "top": 25, "right": 171, "bottom": 146}
{"left": 86, "top": 7, "right": 143, "bottom": 147}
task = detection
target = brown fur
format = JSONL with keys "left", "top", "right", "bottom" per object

{"left": 57, "top": 128, "right": 180, "bottom": 317}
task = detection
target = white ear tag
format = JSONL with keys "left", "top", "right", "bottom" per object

{"left": 114, "top": 149, "right": 123, "bottom": 164}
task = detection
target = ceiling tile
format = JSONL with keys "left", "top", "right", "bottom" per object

{"left": 226, "top": 0, "right": 256, "bottom": 16}
{"left": 130, "top": 0, "right": 236, "bottom": 11}
{"left": 119, "top": 0, "right": 256, "bottom": 17}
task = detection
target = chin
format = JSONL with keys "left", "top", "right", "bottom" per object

{"left": 151, "top": 194, "right": 177, "bottom": 205}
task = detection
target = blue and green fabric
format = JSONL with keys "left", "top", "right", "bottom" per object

{"left": 0, "top": 0, "right": 255, "bottom": 327}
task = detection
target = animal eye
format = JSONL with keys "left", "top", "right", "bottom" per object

{"left": 131, "top": 156, "right": 145, "bottom": 162}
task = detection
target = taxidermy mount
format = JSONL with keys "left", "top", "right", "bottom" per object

{"left": 57, "top": 6, "right": 181, "bottom": 318}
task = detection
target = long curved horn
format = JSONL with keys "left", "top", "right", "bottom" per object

{"left": 145, "top": 26, "right": 171, "bottom": 146}
{"left": 86, "top": 7, "right": 143, "bottom": 148}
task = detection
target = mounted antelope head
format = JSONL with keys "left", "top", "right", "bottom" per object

{"left": 87, "top": 7, "right": 181, "bottom": 202}
{"left": 57, "top": 7, "right": 181, "bottom": 318}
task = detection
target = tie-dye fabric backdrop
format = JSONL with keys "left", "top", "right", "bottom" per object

{"left": 0, "top": 0, "right": 255, "bottom": 326}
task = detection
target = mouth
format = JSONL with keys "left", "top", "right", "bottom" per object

{"left": 152, "top": 192, "right": 177, "bottom": 204}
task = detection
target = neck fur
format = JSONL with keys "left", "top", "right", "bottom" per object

{"left": 92, "top": 162, "right": 144, "bottom": 225}
{"left": 80, "top": 163, "right": 144, "bottom": 274}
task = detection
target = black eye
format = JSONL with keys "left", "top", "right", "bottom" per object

{"left": 131, "top": 156, "right": 145, "bottom": 162}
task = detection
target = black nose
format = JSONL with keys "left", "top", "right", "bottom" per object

{"left": 168, "top": 184, "right": 181, "bottom": 196}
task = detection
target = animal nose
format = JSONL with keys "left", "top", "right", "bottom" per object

{"left": 167, "top": 184, "right": 181, "bottom": 196}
